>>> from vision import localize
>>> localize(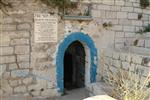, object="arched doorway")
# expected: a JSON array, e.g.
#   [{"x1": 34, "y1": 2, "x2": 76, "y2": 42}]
[
  {"x1": 64, "y1": 41, "x2": 85, "y2": 90},
  {"x1": 56, "y1": 32, "x2": 97, "y2": 93}
]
